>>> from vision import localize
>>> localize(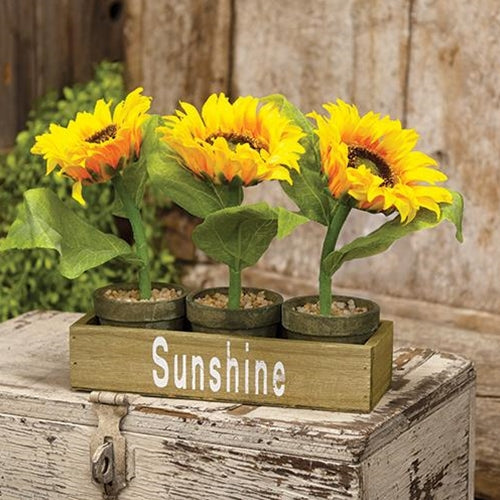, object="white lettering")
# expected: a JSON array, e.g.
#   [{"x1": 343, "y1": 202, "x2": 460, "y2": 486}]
[
  {"x1": 273, "y1": 361, "x2": 286, "y2": 397},
  {"x1": 244, "y1": 342, "x2": 250, "y2": 394},
  {"x1": 209, "y1": 357, "x2": 222, "y2": 392},
  {"x1": 174, "y1": 354, "x2": 187, "y2": 389},
  {"x1": 192, "y1": 355, "x2": 205, "y2": 390},
  {"x1": 152, "y1": 336, "x2": 169, "y2": 388},
  {"x1": 226, "y1": 341, "x2": 239, "y2": 393},
  {"x1": 150, "y1": 338, "x2": 286, "y2": 397},
  {"x1": 255, "y1": 360, "x2": 268, "y2": 395}
]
